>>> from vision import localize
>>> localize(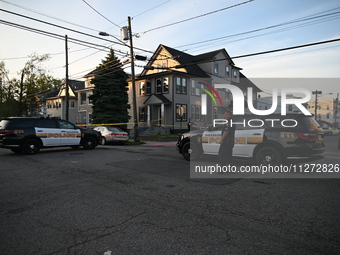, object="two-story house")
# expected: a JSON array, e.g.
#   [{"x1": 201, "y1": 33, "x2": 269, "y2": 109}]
[
  {"x1": 44, "y1": 79, "x2": 87, "y2": 124},
  {"x1": 128, "y1": 44, "x2": 261, "y2": 133}
]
